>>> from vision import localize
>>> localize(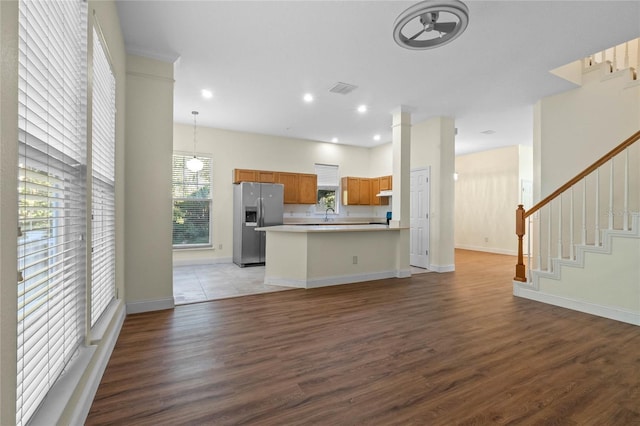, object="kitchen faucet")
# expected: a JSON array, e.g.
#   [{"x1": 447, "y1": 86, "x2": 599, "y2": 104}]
[{"x1": 324, "y1": 207, "x2": 335, "y2": 222}]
